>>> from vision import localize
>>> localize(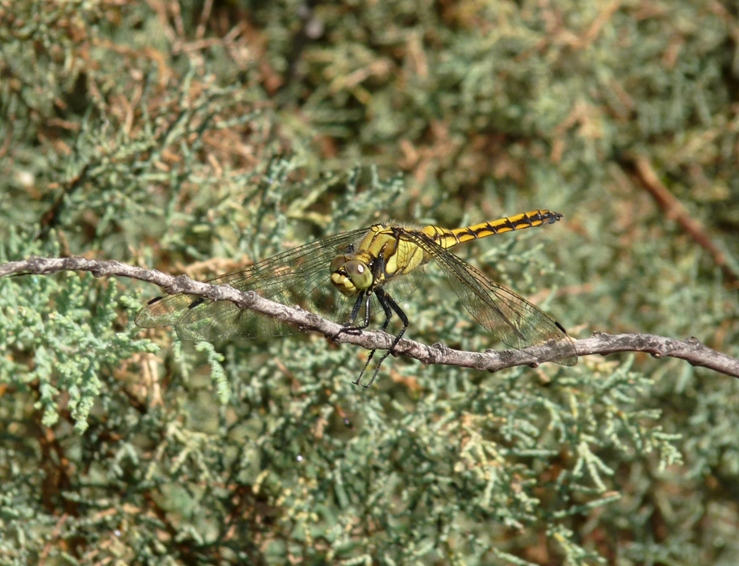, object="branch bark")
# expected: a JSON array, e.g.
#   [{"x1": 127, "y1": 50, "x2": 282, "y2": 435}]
[{"x1": 2, "y1": 256, "x2": 737, "y2": 379}]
